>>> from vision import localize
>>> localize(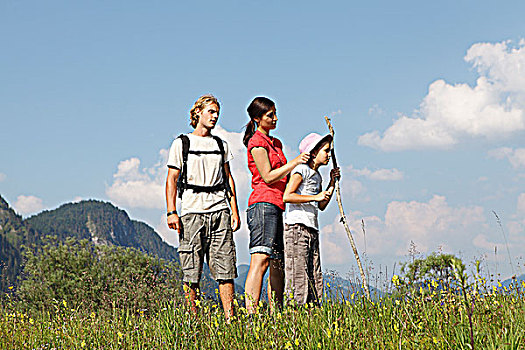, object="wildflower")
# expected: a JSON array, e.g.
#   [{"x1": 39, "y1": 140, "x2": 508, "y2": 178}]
[
  {"x1": 295, "y1": 339, "x2": 300, "y2": 346},
  {"x1": 81, "y1": 341, "x2": 86, "y2": 348},
  {"x1": 117, "y1": 331, "x2": 123, "y2": 339},
  {"x1": 8, "y1": 286, "x2": 13, "y2": 290},
  {"x1": 317, "y1": 343, "x2": 322, "y2": 348},
  {"x1": 285, "y1": 341, "x2": 293, "y2": 349},
  {"x1": 392, "y1": 275, "x2": 400, "y2": 286},
  {"x1": 62, "y1": 300, "x2": 67, "y2": 308},
  {"x1": 327, "y1": 282, "x2": 330, "y2": 288},
  {"x1": 433, "y1": 337, "x2": 439, "y2": 344}
]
